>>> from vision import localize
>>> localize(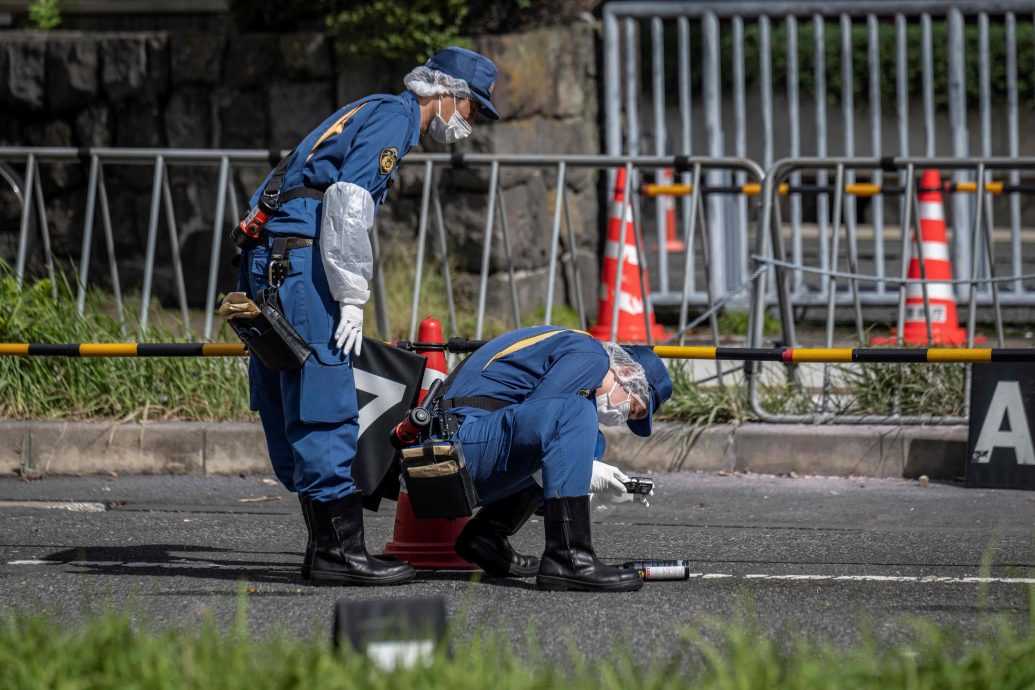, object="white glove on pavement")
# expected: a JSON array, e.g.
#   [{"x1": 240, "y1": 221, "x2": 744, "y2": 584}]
[
  {"x1": 590, "y1": 461, "x2": 630, "y2": 504},
  {"x1": 334, "y1": 304, "x2": 364, "y2": 356}
]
